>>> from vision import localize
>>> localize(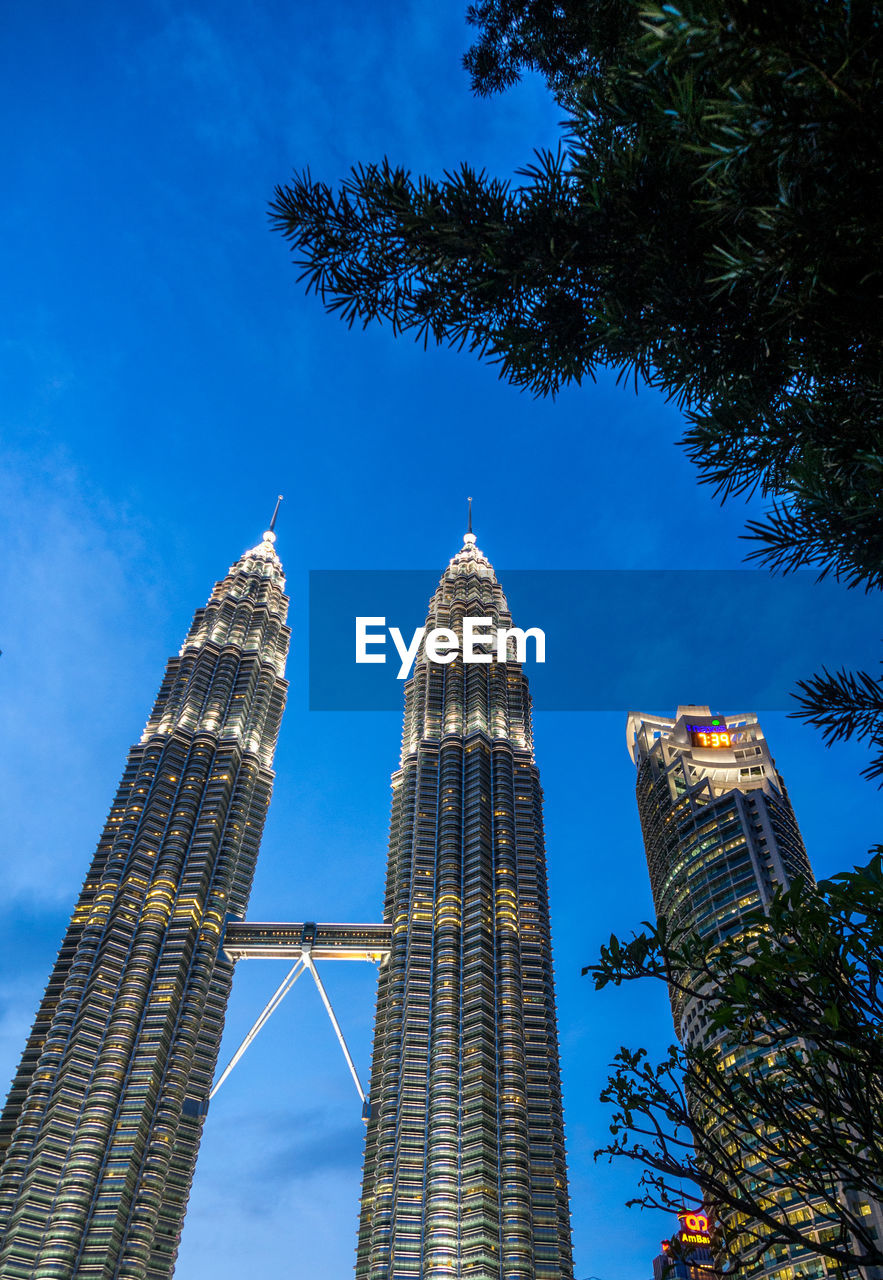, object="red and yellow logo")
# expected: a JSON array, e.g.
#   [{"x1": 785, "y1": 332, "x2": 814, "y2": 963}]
[
  {"x1": 680, "y1": 1213, "x2": 709, "y2": 1234},
  {"x1": 677, "y1": 1211, "x2": 712, "y2": 1246}
]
